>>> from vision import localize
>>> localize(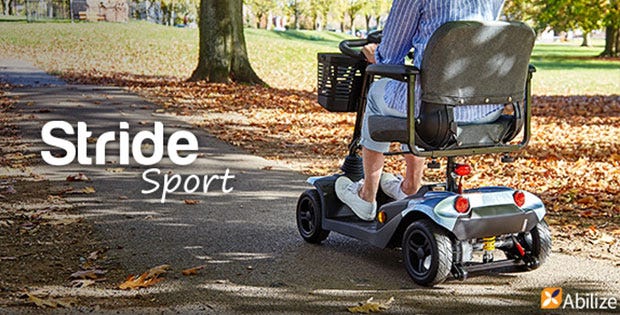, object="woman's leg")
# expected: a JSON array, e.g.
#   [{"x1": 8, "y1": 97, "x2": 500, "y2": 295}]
[
  {"x1": 358, "y1": 147, "x2": 385, "y2": 203},
  {"x1": 401, "y1": 154, "x2": 425, "y2": 195}
]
